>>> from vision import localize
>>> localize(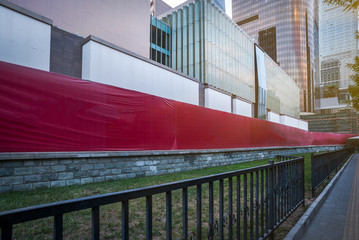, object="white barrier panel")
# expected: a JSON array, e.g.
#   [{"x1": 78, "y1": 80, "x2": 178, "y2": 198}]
[
  {"x1": 280, "y1": 115, "x2": 299, "y2": 129},
  {"x1": 233, "y1": 98, "x2": 253, "y2": 117},
  {"x1": 298, "y1": 119, "x2": 308, "y2": 131},
  {"x1": 0, "y1": 5, "x2": 51, "y2": 71},
  {"x1": 268, "y1": 111, "x2": 280, "y2": 123},
  {"x1": 205, "y1": 88, "x2": 232, "y2": 113},
  {"x1": 82, "y1": 40, "x2": 199, "y2": 105}
]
